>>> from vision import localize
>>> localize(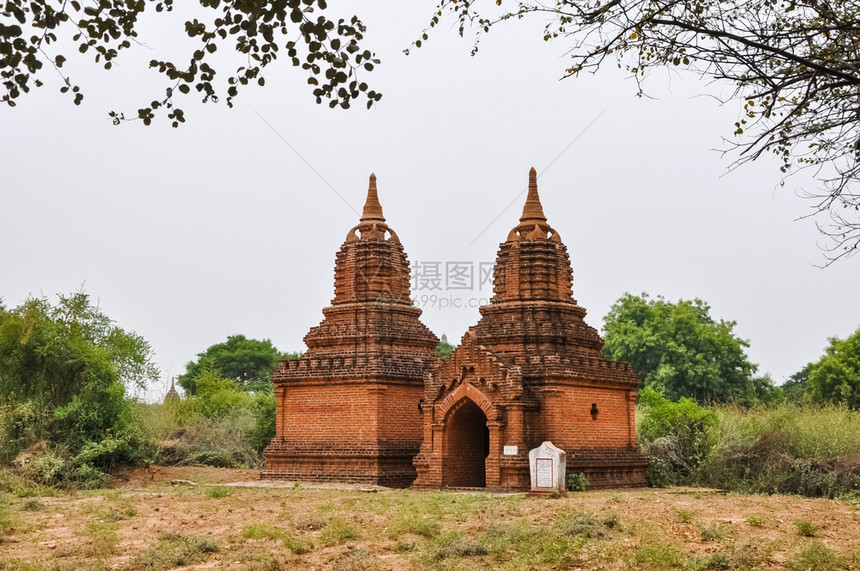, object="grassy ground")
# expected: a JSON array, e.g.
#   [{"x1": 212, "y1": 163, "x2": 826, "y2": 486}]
[{"x1": 1, "y1": 467, "x2": 859, "y2": 570}]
